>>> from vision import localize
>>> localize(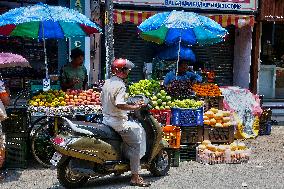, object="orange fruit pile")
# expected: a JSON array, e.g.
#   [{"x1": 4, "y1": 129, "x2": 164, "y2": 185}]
[{"x1": 192, "y1": 83, "x2": 221, "y2": 97}]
